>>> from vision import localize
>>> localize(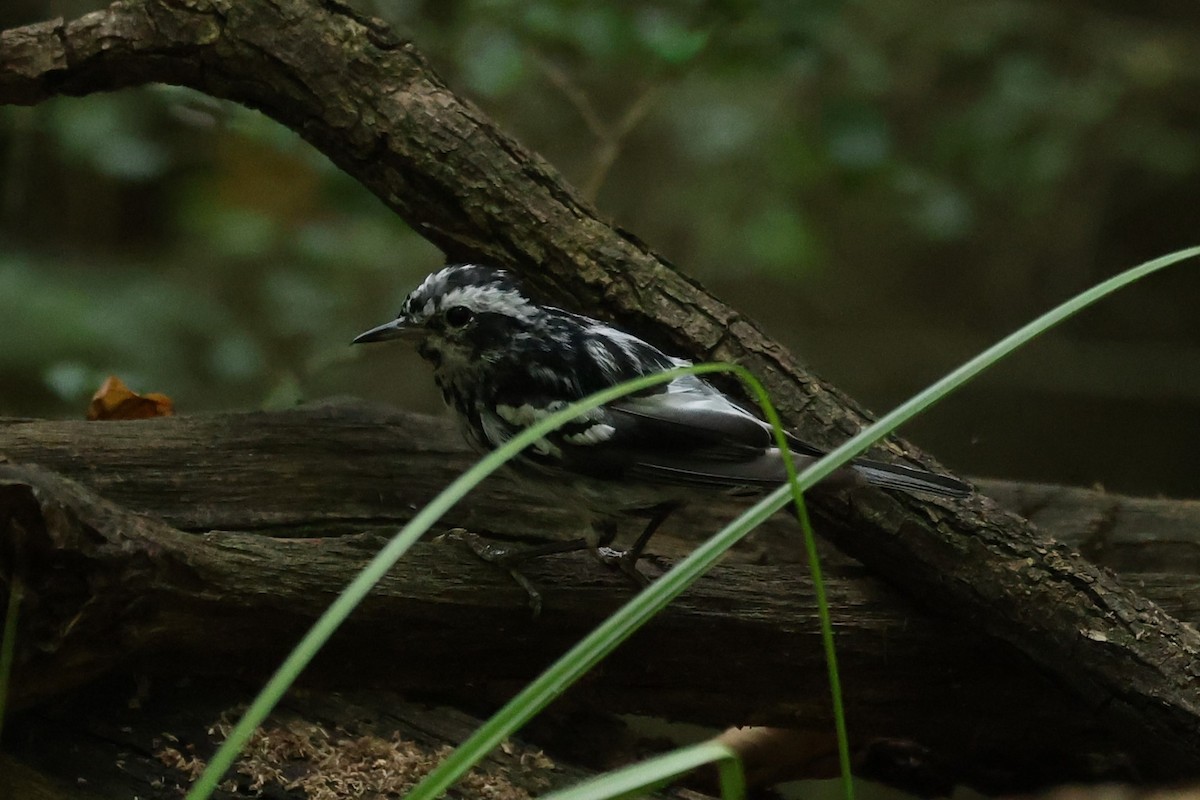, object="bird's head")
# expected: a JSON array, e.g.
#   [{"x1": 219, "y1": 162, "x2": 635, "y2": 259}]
[{"x1": 353, "y1": 264, "x2": 541, "y2": 374}]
